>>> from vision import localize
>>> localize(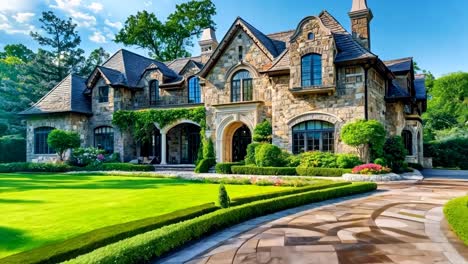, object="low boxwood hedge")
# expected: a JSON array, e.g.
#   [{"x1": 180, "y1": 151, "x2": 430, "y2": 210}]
[
  {"x1": 0, "y1": 203, "x2": 218, "y2": 264},
  {"x1": 65, "y1": 182, "x2": 376, "y2": 264},
  {"x1": 231, "y1": 166, "x2": 297, "y2": 176},
  {"x1": 84, "y1": 163, "x2": 154, "y2": 172},
  {"x1": 231, "y1": 181, "x2": 350, "y2": 205},
  {"x1": 195, "y1": 158, "x2": 216, "y2": 173},
  {"x1": 296, "y1": 167, "x2": 351, "y2": 177},
  {"x1": 444, "y1": 195, "x2": 468, "y2": 246},
  {"x1": 215, "y1": 162, "x2": 244, "y2": 174},
  {"x1": 0, "y1": 162, "x2": 73, "y2": 173}
]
